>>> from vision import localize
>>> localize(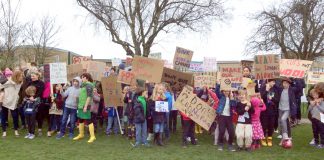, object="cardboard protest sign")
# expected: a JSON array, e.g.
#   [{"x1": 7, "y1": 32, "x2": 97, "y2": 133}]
[
  {"x1": 246, "y1": 83, "x2": 256, "y2": 96},
  {"x1": 112, "y1": 58, "x2": 122, "y2": 66},
  {"x1": 254, "y1": 54, "x2": 280, "y2": 80},
  {"x1": 307, "y1": 72, "x2": 324, "y2": 84},
  {"x1": 132, "y1": 56, "x2": 164, "y2": 83},
  {"x1": 280, "y1": 59, "x2": 313, "y2": 78},
  {"x1": 149, "y1": 52, "x2": 162, "y2": 59},
  {"x1": 194, "y1": 75, "x2": 217, "y2": 88},
  {"x1": 203, "y1": 57, "x2": 217, "y2": 72},
  {"x1": 218, "y1": 63, "x2": 243, "y2": 83},
  {"x1": 101, "y1": 76, "x2": 124, "y2": 107},
  {"x1": 44, "y1": 63, "x2": 68, "y2": 84},
  {"x1": 173, "y1": 47, "x2": 194, "y2": 71},
  {"x1": 49, "y1": 102, "x2": 63, "y2": 115},
  {"x1": 174, "y1": 85, "x2": 216, "y2": 130},
  {"x1": 241, "y1": 60, "x2": 254, "y2": 70},
  {"x1": 155, "y1": 101, "x2": 169, "y2": 112},
  {"x1": 220, "y1": 78, "x2": 232, "y2": 91},
  {"x1": 125, "y1": 57, "x2": 133, "y2": 66},
  {"x1": 163, "y1": 60, "x2": 173, "y2": 69},
  {"x1": 117, "y1": 70, "x2": 136, "y2": 85},
  {"x1": 189, "y1": 61, "x2": 203, "y2": 72},
  {"x1": 67, "y1": 64, "x2": 84, "y2": 81},
  {"x1": 241, "y1": 78, "x2": 252, "y2": 88},
  {"x1": 86, "y1": 61, "x2": 106, "y2": 81},
  {"x1": 72, "y1": 56, "x2": 91, "y2": 69},
  {"x1": 161, "y1": 67, "x2": 193, "y2": 91}
]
